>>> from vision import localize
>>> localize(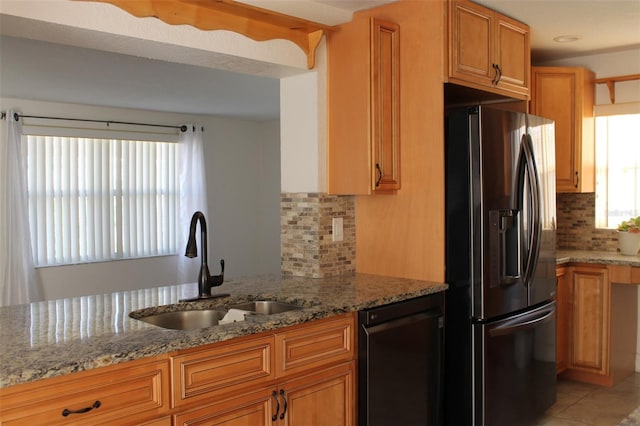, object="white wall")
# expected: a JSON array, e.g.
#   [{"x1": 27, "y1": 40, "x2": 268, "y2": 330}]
[
  {"x1": 0, "y1": 0, "x2": 307, "y2": 74},
  {"x1": 539, "y1": 47, "x2": 640, "y2": 371},
  {"x1": 2, "y1": 0, "x2": 329, "y2": 195},
  {"x1": 0, "y1": 97, "x2": 281, "y2": 300}
]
